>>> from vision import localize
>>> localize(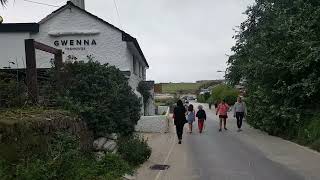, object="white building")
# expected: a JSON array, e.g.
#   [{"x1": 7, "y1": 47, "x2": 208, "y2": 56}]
[{"x1": 0, "y1": 0, "x2": 155, "y2": 115}]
